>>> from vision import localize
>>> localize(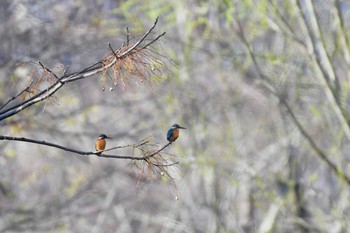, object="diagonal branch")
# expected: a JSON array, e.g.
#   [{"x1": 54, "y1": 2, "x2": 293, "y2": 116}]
[
  {"x1": 0, "y1": 17, "x2": 165, "y2": 122},
  {"x1": 141, "y1": 32, "x2": 166, "y2": 50},
  {"x1": 0, "y1": 81, "x2": 64, "y2": 121},
  {"x1": 117, "y1": 16, "x2": 162, "y2": 57},
  {"x1": 296, "y1": 0, "x2": 336, "y2": 85},
  {"x1": 38, "y1": 61, "x2": 63, "y2": 83},
  {"x1": 296, "y1": 0, "x2": 350, "y2": 141},
  {"x1": 335, "y1": 0, "x2": 350, "y2": 69},
  {"x1": 102, "y1": 140, "x2": 149, "y2": 153},
  {"x1": 0, "y1": 79, "x2": 34, "y2": 111},
  {"x1": 280, "y1": 99, "x2": 350, "y2": 186}
]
